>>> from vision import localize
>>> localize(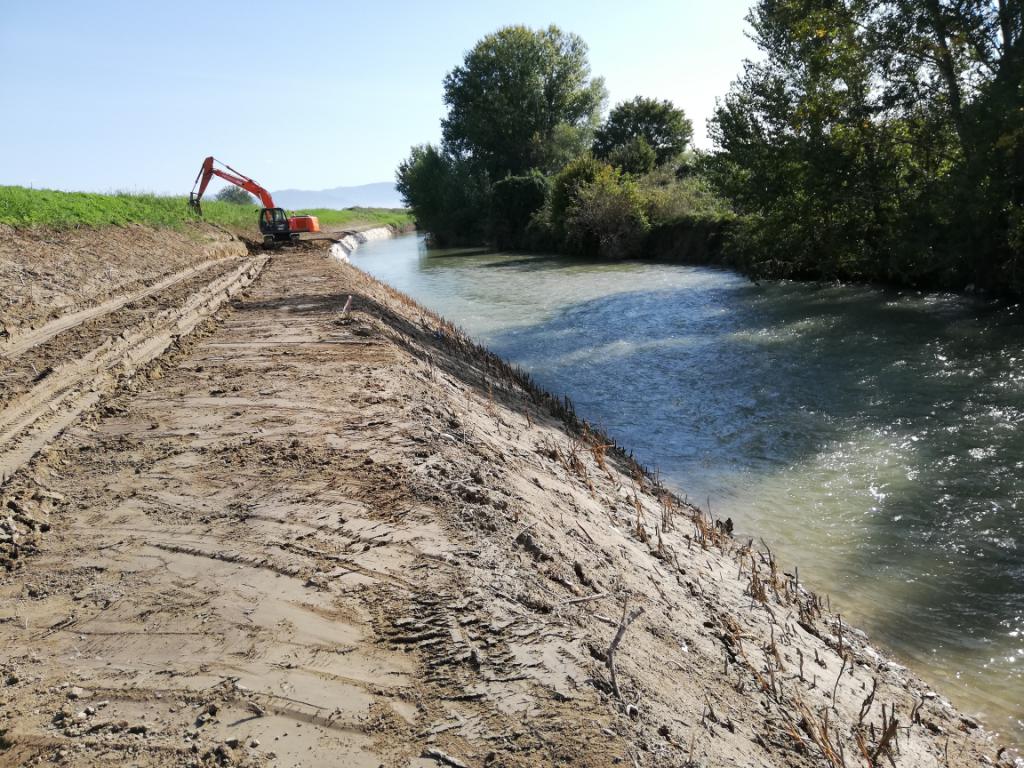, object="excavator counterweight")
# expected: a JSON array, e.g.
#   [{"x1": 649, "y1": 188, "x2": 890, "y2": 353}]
[{"x1": 190, "y1": 156, "x2": 319, "y2": 246}]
